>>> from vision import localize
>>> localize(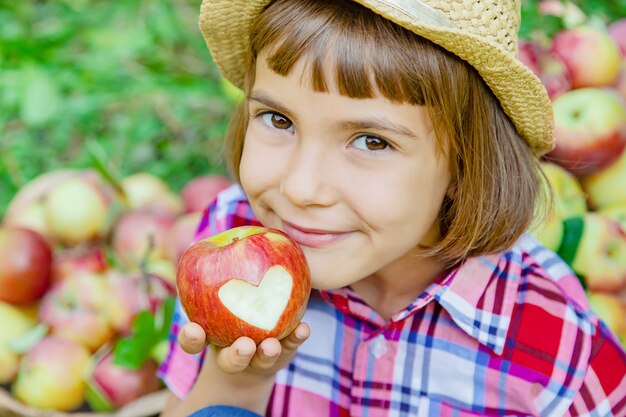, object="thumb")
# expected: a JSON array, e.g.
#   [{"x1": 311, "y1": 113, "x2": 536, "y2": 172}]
[{"x1": 178, "y1": 322, "x2": 207, "y2": 354}]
